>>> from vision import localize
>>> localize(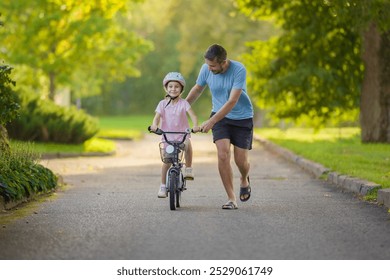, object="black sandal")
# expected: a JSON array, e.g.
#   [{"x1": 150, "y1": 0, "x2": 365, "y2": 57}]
[
  {"x1": 222, "y1": 201, "x2": 238, "y2": 210},
  {"x1": 240, "y1": 177, "x2": 251, "y2": 202}
]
